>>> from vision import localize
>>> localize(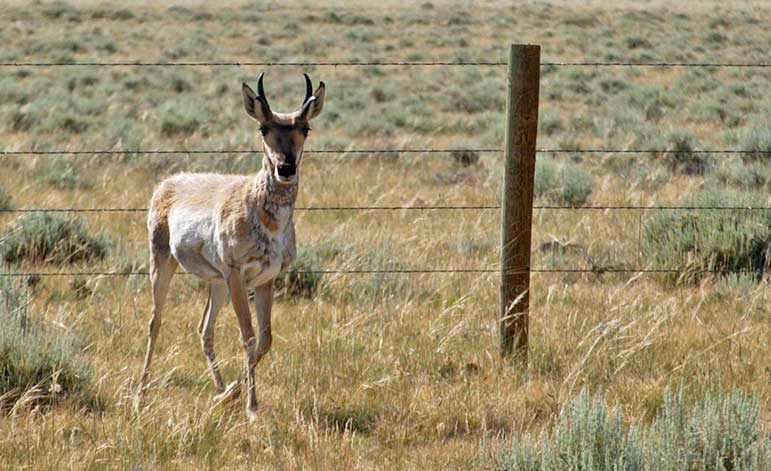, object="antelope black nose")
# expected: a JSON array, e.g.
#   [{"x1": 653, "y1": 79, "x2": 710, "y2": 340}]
[{"x1": 278, "y1": 162, "x2": 296, "y2": 177}]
